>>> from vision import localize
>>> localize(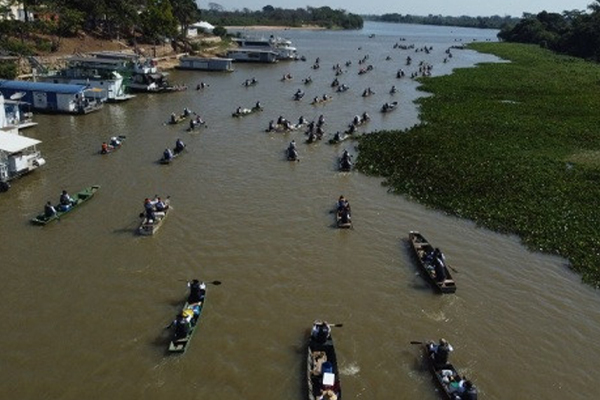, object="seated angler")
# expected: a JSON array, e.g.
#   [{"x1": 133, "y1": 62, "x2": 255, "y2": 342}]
[
  {"x1": 101, "y1": 142, "x2": 109, "y2": 154},
  {"x1": 163, "y1": 148, "x2": 173, "y2": 161},
  {"x1": 44, "y1": 201, "x2": 57, "y2": 217},
  {"x1": 187, "y1": 279, "x2": 206, "y2": 305},
  {"x1": 428, "y1": 338, "x2": 453, "y2": 367},
  {"x1": 311, "y1": 320, "x2": 331, "y2": 343},
  {"x1": 174, "y1": 139, "x2": 186, "y2": 154},
  {"x1": 59, "y1": 190, "x2": 75, "y2": 210},
  {"x1": 154, "y1": 197, "x2": 168, "y2": 212}
]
